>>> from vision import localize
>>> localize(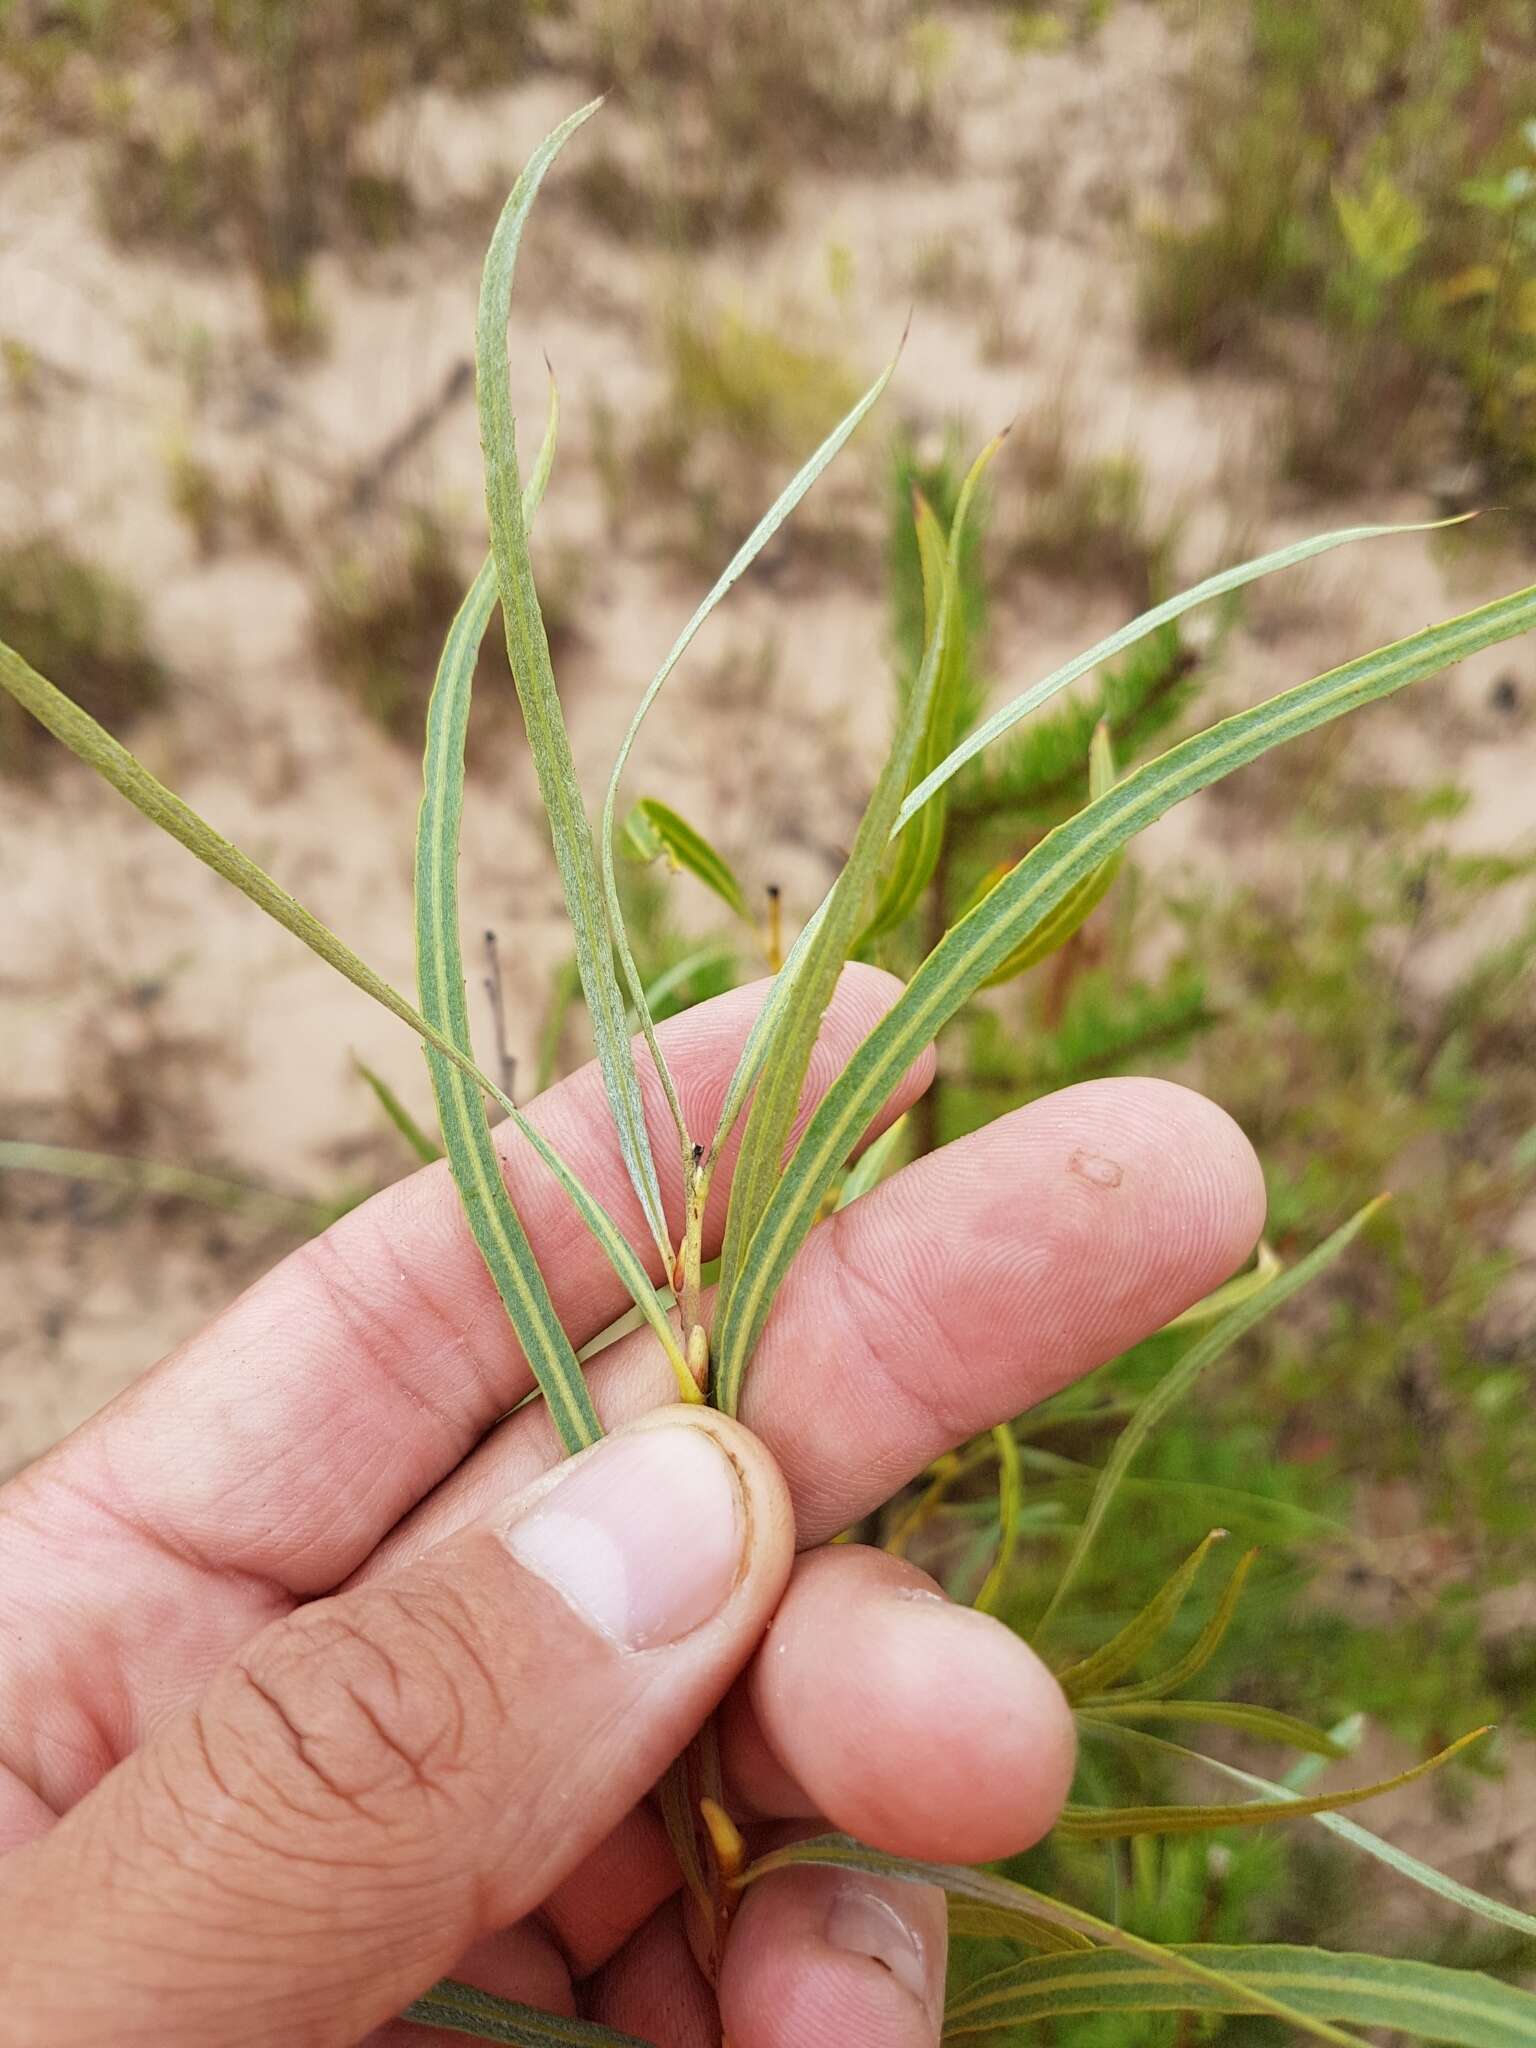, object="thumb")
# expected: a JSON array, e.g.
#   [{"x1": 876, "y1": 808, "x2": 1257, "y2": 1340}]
[{"x1": 0, "y1": 1409, "x2": 791, "y2": 2048}]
